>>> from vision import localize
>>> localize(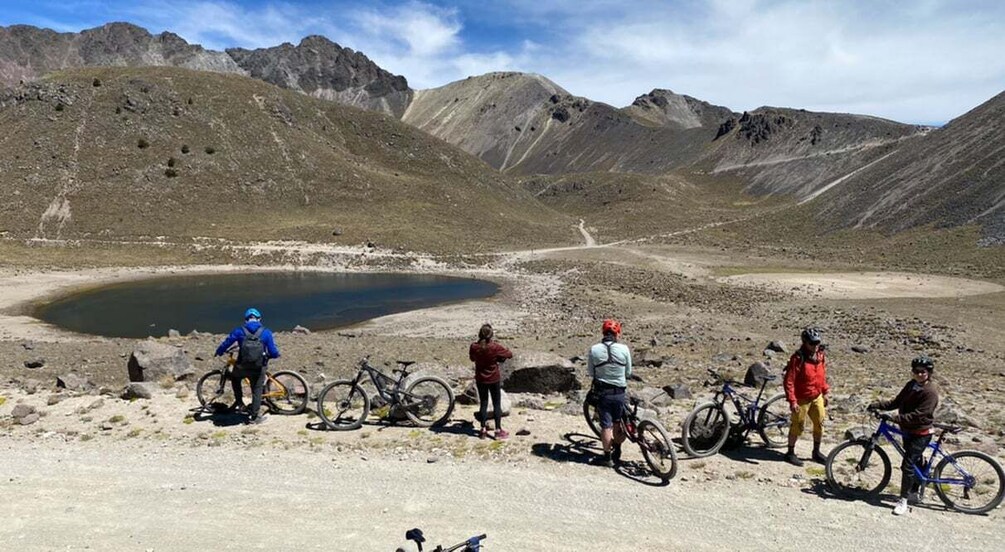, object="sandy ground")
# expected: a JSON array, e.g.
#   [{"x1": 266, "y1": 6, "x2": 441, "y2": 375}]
[
  {"x1": 718, "y1": 272, "x2": 1005, "y2": 299},
  {"x1": 1, "y1": 385, "x2": 1003, "y2": 552}
]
